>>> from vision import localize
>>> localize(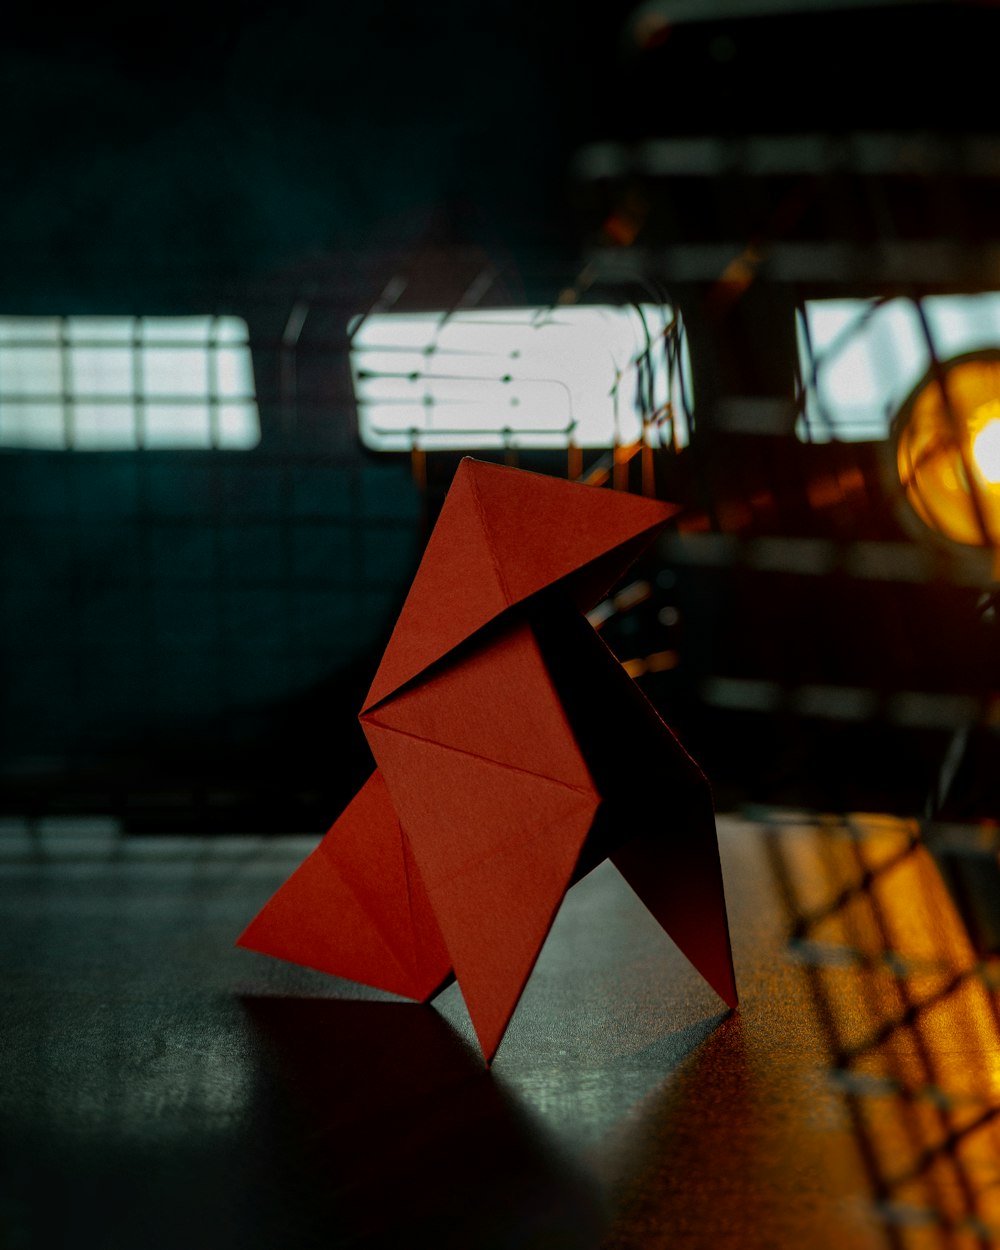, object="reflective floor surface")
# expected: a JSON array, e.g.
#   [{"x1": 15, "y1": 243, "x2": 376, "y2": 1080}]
[{"x1": 4, "y1": 810, "x2": 1000, "y2": 1249}]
